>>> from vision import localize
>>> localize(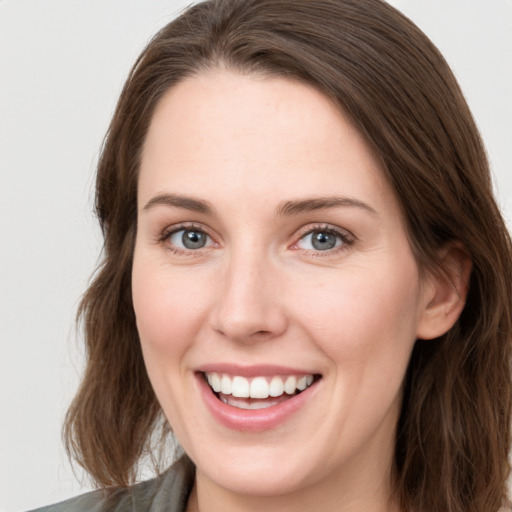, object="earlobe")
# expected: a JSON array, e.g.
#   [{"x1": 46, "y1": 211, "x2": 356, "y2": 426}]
[{"x1": 416, "y1": 243, "x2": 472, "y2": 340}]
